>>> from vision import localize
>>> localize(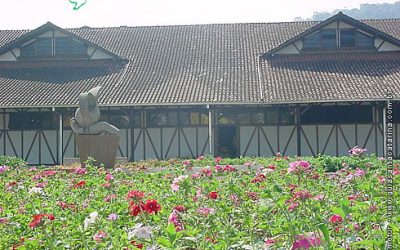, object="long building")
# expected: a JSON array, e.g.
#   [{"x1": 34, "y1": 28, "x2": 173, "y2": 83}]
[{"x1": 0, "y1": 12, "x2": 400, "y2": 165}]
